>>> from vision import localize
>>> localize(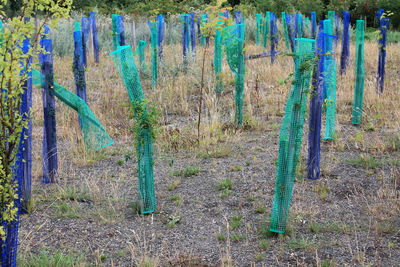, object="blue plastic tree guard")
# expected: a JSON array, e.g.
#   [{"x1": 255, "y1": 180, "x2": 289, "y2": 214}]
[
  {"x1": 307, "y1": 22, "x2": 326, "y2": 181},
  {"x1": 235, "y1": 11, "x2": 242, "y2": 24},
  {"x1": 1, "y1": 193, "x2": 20, "y2": 267},
  {"x1": 340, "y1": 11, "x2": 351, "y2": 75},
  {"x1": 311, "y1": 12, "x2": 317, "y2": 39},
  {"x1": 181, "y1": 14, "x2": 190, "y2": 68},
  {"x1": 270, "y1": 13, "x2": 278, "y2": 63},
  {"x1": 157, "y1": 14, "x2": 165, "y2": 59},
  {"x1": 117, "y1": 15, "x2": 126, "y2": 47},
  {"x1": 376, "y1": 12, "x2": 389, "y2": 94},
  {"x1": 90, "y1": 12, "x2": 100, "y2": 64},
  {"x1": 81, "y1": 17, "x2": 90, "y2": 67},
  {"x1": 40, "y1": 38, "x2": 58, "y2": 183},
  {"x1": 286, "y1": 14, "x2": 296, "y2": 52},
  {"x1": 73, "y1": 22, "x2": 87, "y2": 103},
  {"x1": 19, "y1": 37, "x2": 33, "y2": 213}
]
